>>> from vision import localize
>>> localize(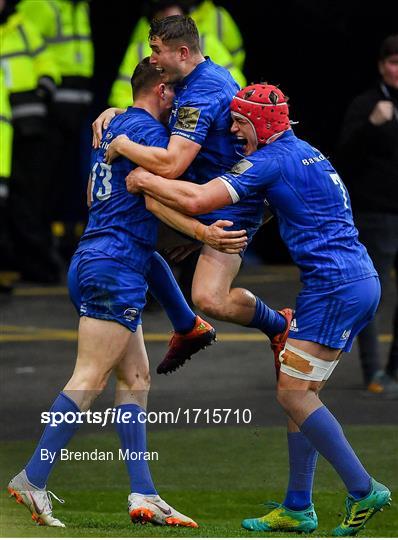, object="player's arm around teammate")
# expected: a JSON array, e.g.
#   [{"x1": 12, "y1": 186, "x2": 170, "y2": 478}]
[
  {"x1": 144, "y1": 195, "x2": 247, "y2": 254},
  {"x1": 127, "y1": 82, "x2": 391, "y2": 536},
  {"x1": 87, "y1": 173, "x2": 246, "y2": 254},
  {"x1": 92, "y1": 17, "x2": 291, "y2": 368}
]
